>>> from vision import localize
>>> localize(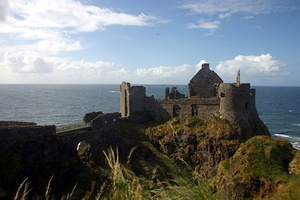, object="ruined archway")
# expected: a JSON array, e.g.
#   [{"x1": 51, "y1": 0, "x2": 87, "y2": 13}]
[{"x1": 77, "y1": 140, "x2": 93, "y2": 166}]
